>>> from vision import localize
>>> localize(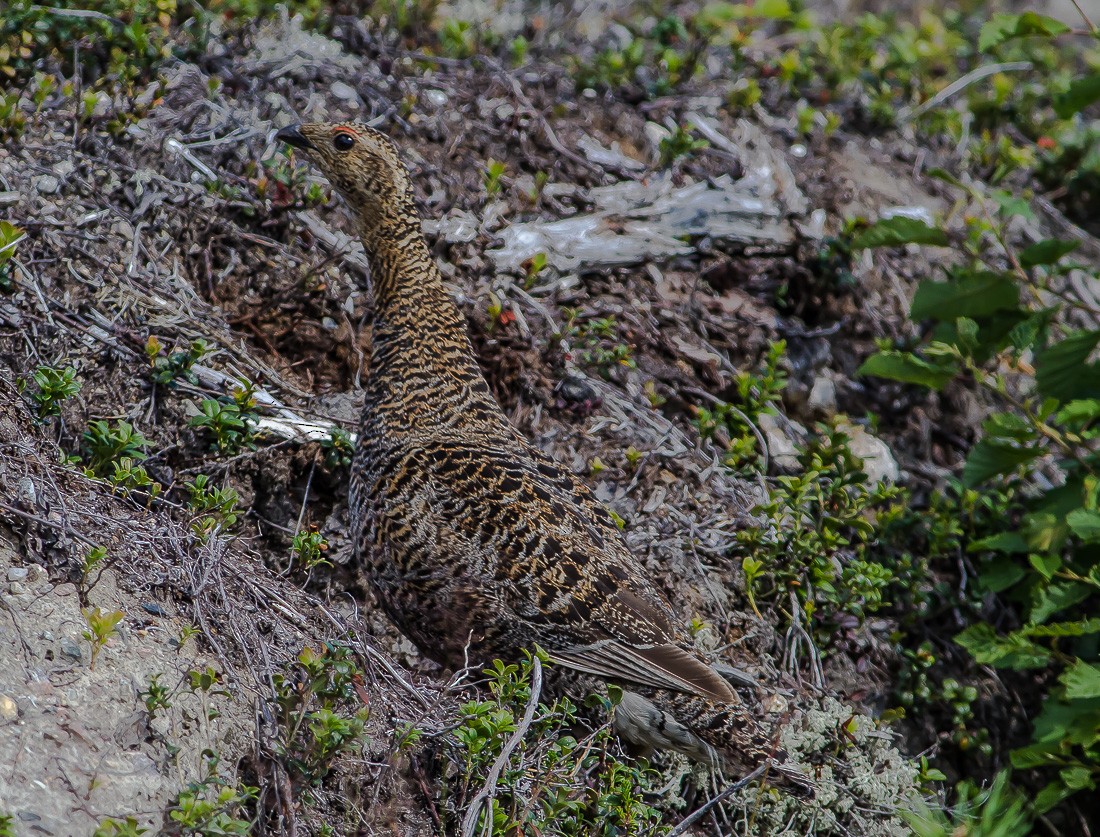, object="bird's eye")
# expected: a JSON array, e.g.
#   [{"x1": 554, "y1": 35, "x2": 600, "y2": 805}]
[{"x1": 333, "y1": 132, "x2": 355, "y2": 151}]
